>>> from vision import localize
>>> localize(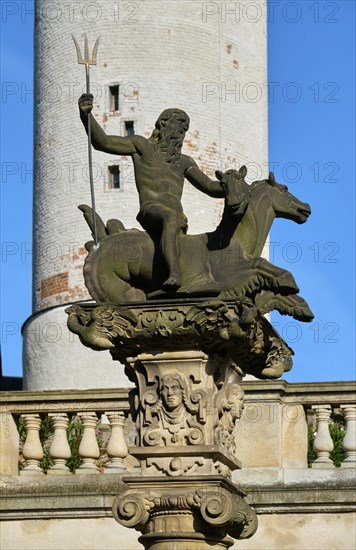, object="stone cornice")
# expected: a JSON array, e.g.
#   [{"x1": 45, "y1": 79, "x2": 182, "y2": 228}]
[
  {"x1": 0, "y1": 388, "x2": 131, "y2": 414},
  {"x1": 1, "y1": 381, "x2": 354, "y2": 412},
  {"x1": 1, "y1": 471, "x2": 354, "y2": 520},
  {"x1": 240, "y1": 380, "x2": 356, "y2": 405}
]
